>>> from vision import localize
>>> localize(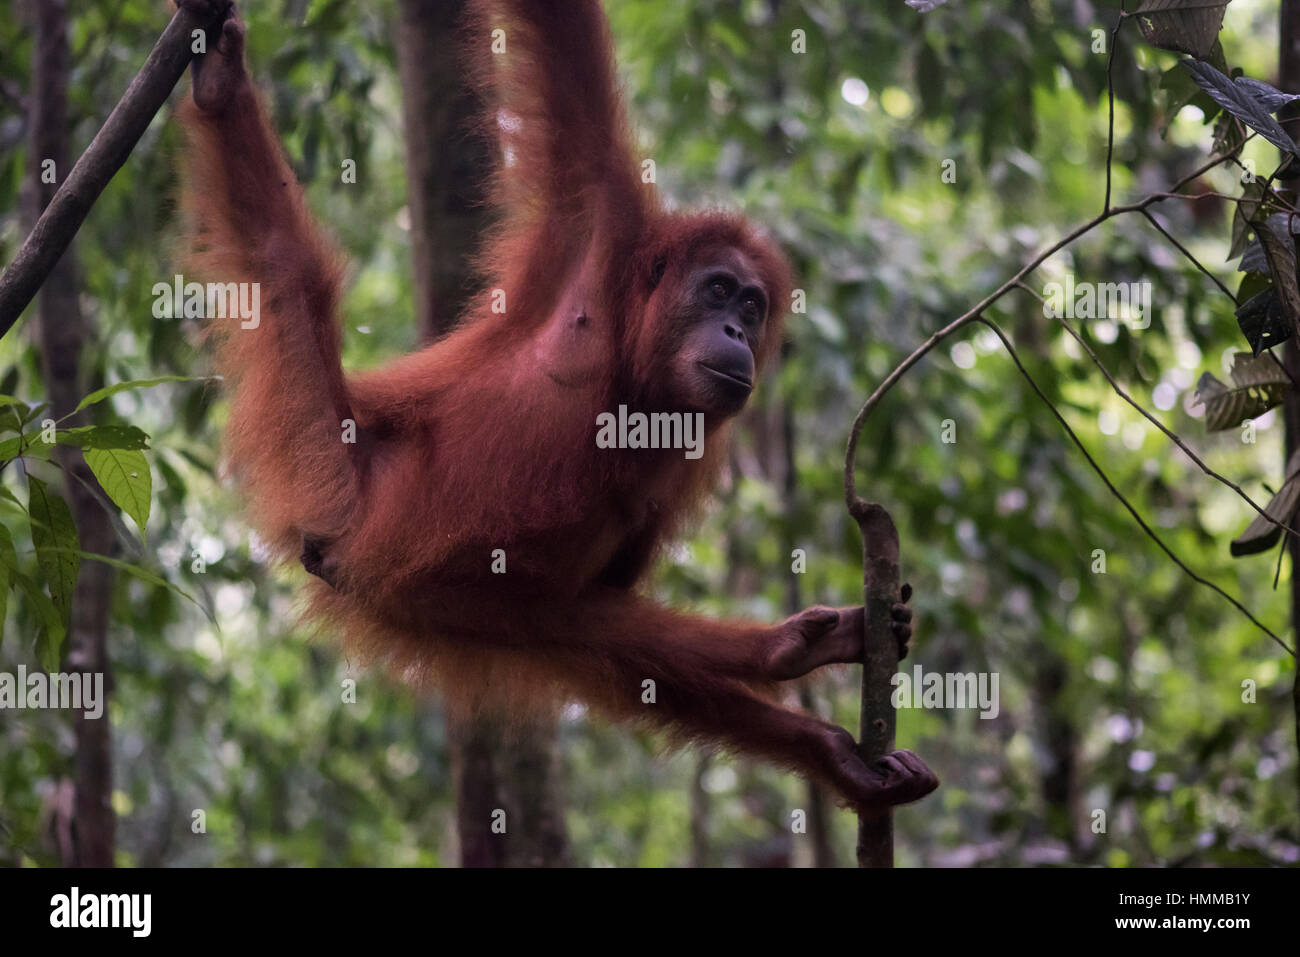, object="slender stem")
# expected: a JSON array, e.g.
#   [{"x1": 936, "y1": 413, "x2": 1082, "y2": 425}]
[
  {"x1": 1139, "y1": 208, "x2": 1236, "y2": 302},
  {"x1": 1147, "y1": 190, "x2": 1300, "y2": 212},
  {"x1": 1103, "y1": 6, "x2": 1127, "y2": 213},
  {"x1": 0, "y1": 4, "x2": 224, "y2": 334},
  {"x1": 1275, "y1": 531, "x2": 1289, "y2": 591}
]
